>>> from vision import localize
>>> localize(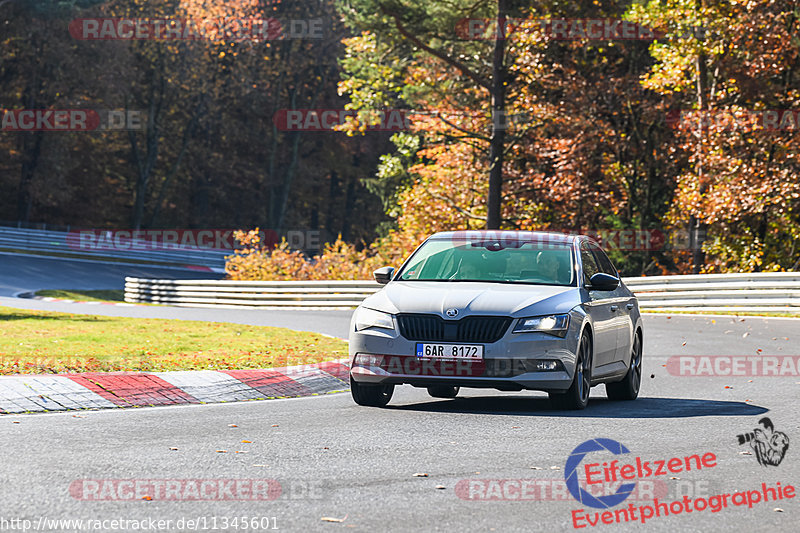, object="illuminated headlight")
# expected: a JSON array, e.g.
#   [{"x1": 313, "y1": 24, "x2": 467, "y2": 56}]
[
  {"x1": 354, "y1": 307, "x2": 395, "y2": 332},
  {"x1": 513, "y1": 314, "x2": 570, "y2": 337}
]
